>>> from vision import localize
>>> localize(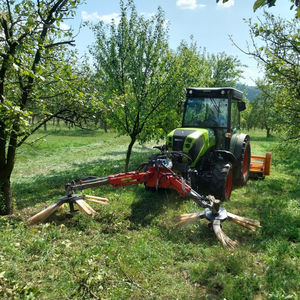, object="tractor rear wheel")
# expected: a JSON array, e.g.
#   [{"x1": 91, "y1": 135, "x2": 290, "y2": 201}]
[
  {"x1": 209, "y1": 162, "x2": 233, "y2": 201},
  {"x1": 235, "y1": 139, "x2": 251, "y2": 186}
]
